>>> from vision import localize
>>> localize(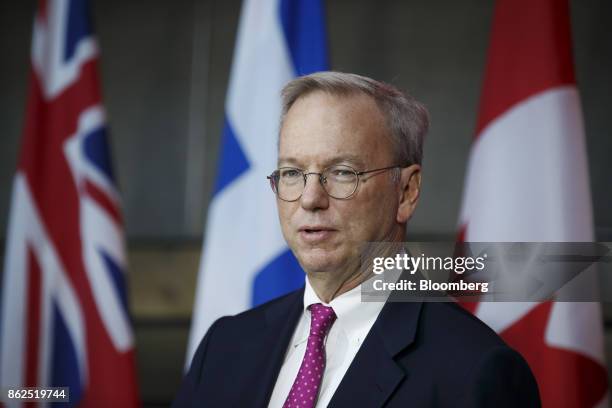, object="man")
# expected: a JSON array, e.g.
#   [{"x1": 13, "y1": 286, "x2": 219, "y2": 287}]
[{"x1": 173, "y1": 72, "x2": 541, "y2": 407}]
